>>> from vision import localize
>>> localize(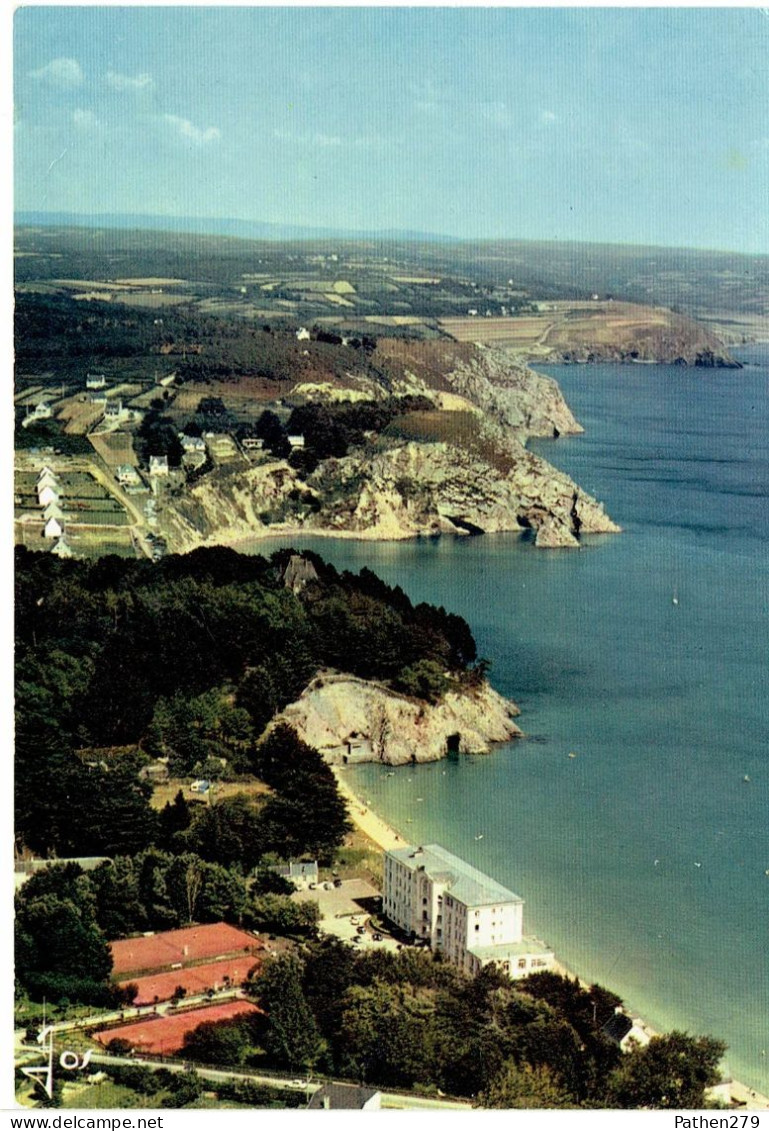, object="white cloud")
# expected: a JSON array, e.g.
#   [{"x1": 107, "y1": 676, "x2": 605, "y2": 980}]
[
  {"x1": 163, "y1": 114, "x2": 221, "y2": 147},
  {"x1": 72, "y1": 109, "x2": 99, "y2": 131},
  {"x1": 481, "y1": 102, "x2": 511, "y2": 128},
  {"x1": 29, "y1": 58, "x2": 84, "y2": 89},
  {"x1": 313, "y1": 133, "x2": 343, "y2": 147},
  {"x1": 105, "y1": 71, "x2": 154, "y2": 94}
]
